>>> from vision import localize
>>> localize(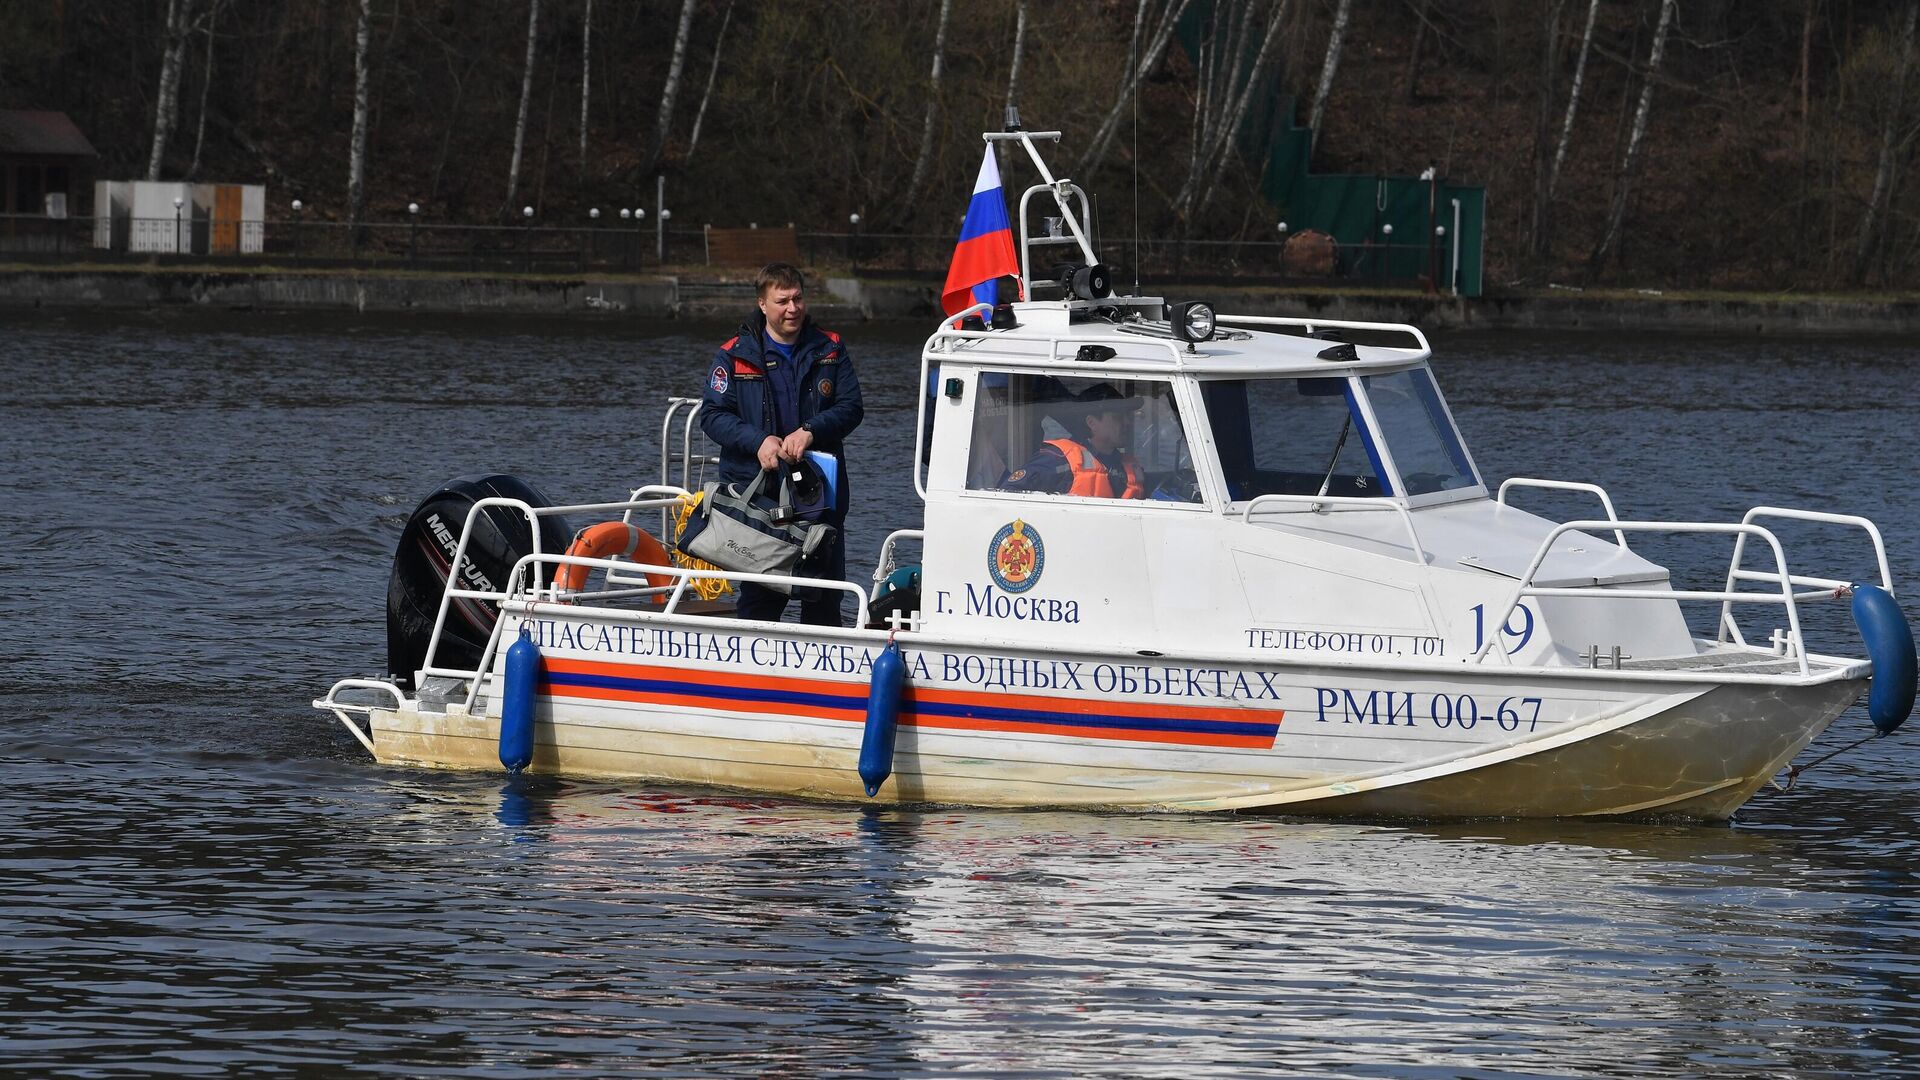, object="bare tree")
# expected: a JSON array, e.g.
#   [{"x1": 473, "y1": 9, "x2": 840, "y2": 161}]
[
  {"x1": 1527, "y1": 0, "x2": 1568, "y2": 264},
  {"x1": 1549, "y1": 0, "x2": 1602, "y2": 200},
  {"x1": 144, "y1": 0, "x2": 197, "y2": 181},
  {"x1": 1077, "y1": 0, "x2": 1195, "y2": 178},
  {"x1": 1588, "y1": 0, "x2": 1678, "y2": 277},
  {"x1": 905, "y1": 0, "x2": 955, "y2": 205},
  {"x1": 579, "y1": 0, "x2": 592, "y2": 171},
  {"x1": 348, "y1": 0, "x2": 373, "y2": 225},
  {"x1": 1006, "y1": 0, "x2": 1028, "y2": 116},
  {"x1": 1307, "y1": 0, "x2": 1354, "y2": 154},
  {"x1": 1176, "y1": 0, "x2": 1289, "y2": 220},
  {"x1": 641, "y1": 0, "x2": 699, "y2": 180},
  {"x1": 187, "y1": 2, "x2": 225, "y2": 179},
  {"x1": 1853, "y1": 1, "x2": 1920, "y2": 285},
  {"x1": 686, "y1": 1, "x2": 734, "y2": 163},
  {"x1": 506, "y1": 0, "x2": 542, "y2": 212}
]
